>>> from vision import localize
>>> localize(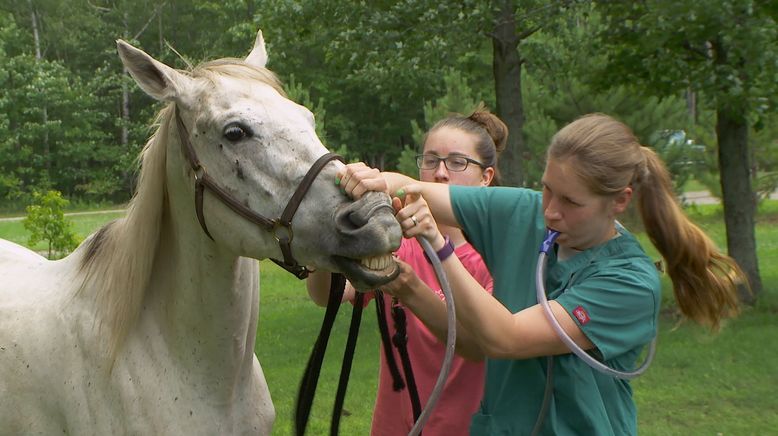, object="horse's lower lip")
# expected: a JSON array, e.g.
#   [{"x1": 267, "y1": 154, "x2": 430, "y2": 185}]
[{"x1": 332, "y1": 256, "x2": 399, "y2": 288}]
